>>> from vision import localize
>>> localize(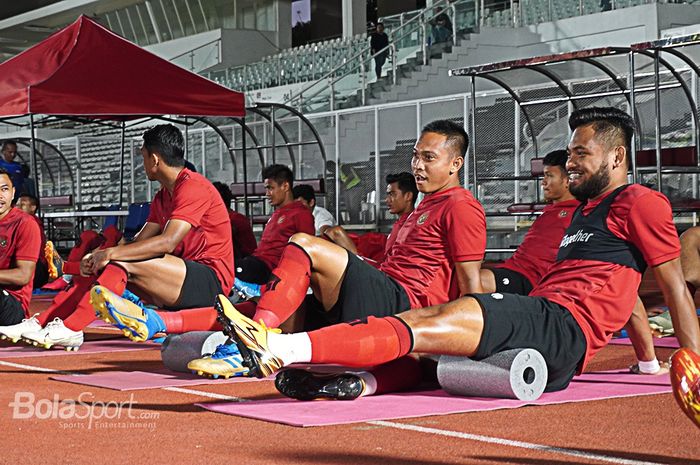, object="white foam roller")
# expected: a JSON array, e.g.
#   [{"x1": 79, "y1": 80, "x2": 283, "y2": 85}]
[
  {"x1": 160, "y1": 331, "x2": 229, "y2": 373},
  {"x1": 437, "y1": 348, "x2": 548, "y2": 401}
]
